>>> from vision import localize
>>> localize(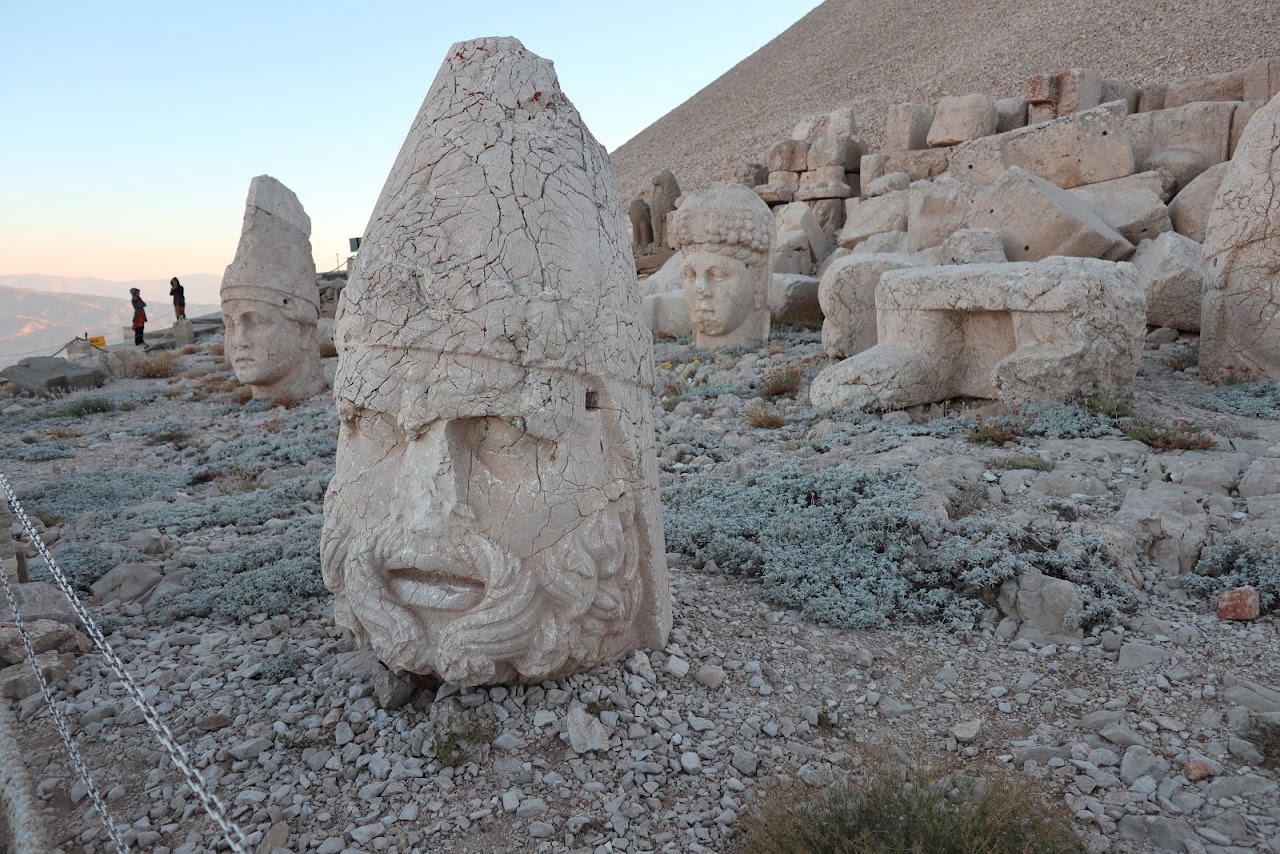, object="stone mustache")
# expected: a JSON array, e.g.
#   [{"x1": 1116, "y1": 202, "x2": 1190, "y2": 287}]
[{"x1": 321, "y1": 37, "x2": 671, "y2": 686}]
